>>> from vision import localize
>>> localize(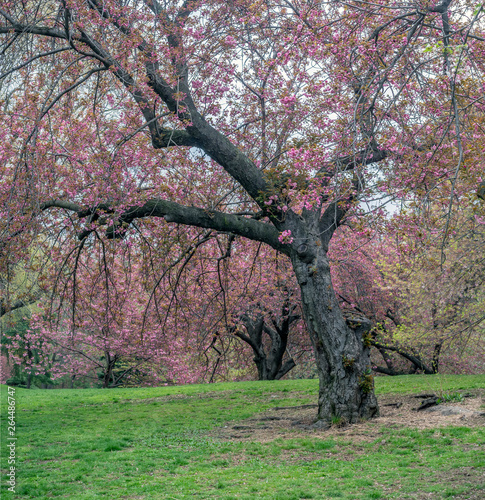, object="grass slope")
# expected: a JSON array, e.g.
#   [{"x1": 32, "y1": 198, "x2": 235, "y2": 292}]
[{"x1": 1, "y1": 375, "x2": 484, "y2": 499}]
